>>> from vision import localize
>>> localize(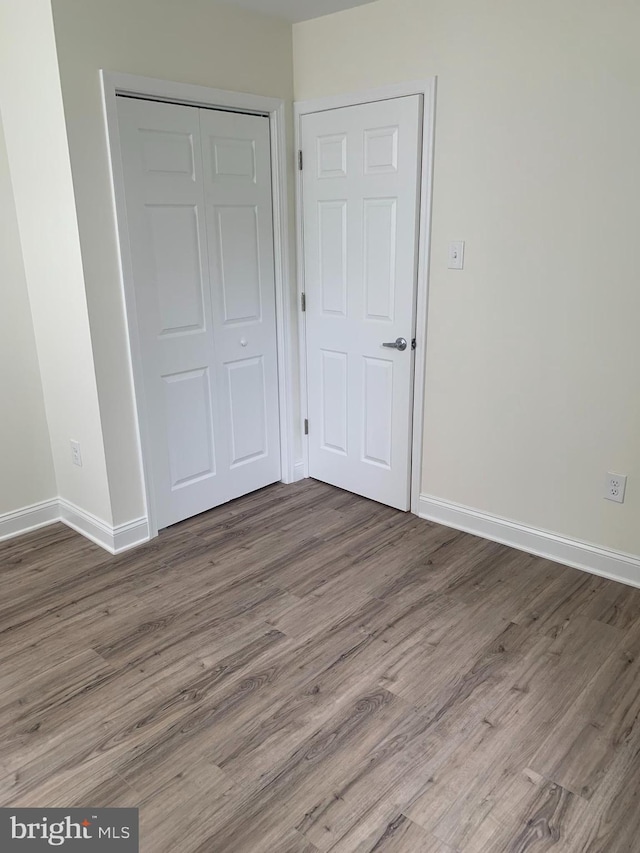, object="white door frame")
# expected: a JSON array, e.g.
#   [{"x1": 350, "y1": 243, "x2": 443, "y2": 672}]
[
  {"x1": 101, "y1": 71, "x2": 296, "y2": 538},
  {"x1": 294, "y1": 79, "x2": 437, "y2": 515}
]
